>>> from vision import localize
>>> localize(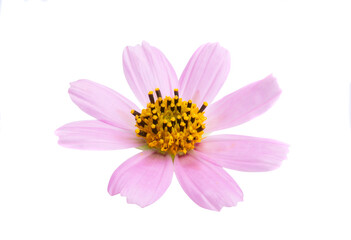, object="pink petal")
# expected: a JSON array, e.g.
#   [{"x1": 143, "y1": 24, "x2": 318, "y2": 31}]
[
  {"x1": 195, "y1": 134, "x2": 289, "y2": 172},
  {"x1": 123, "y1": 41, "x2": 178, "y2": 107},
  {"x1": 174, "y1": 152, "x2": 243, "y2": 211},
  {"x1": 179, "y1": 43, "x2": 230, "y2": 105},
  {"x1": 55, "y1": 120, "x2": 144, "y2": 150},
  {"x1": 205, "y1": 74, "x2": 281, "y2": 133},
  {"x1": 69, "y1": 80, "x2": 139, "y2": 130},
  {"x1": 108, "y1": 151, "x2": 173, "y2": 207}
]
